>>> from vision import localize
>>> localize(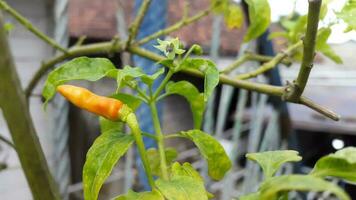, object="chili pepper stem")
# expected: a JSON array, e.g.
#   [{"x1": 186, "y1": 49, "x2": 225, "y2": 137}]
[
  {"x1": 125, "y1": 112, "x2": 155, "y2": 187},
  {"x1": 149, "y1": 101, "x2": 169, "y2": 180}
]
